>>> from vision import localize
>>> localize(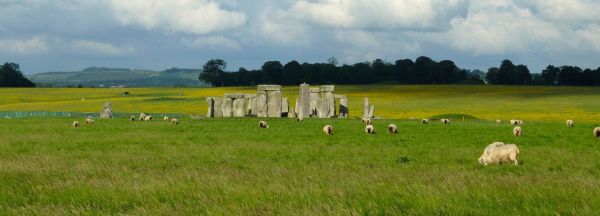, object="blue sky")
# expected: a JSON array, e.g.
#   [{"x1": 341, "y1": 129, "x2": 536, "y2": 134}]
[{"x1": 1, "y1": 0, "x2": 600, "y2": 74}]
